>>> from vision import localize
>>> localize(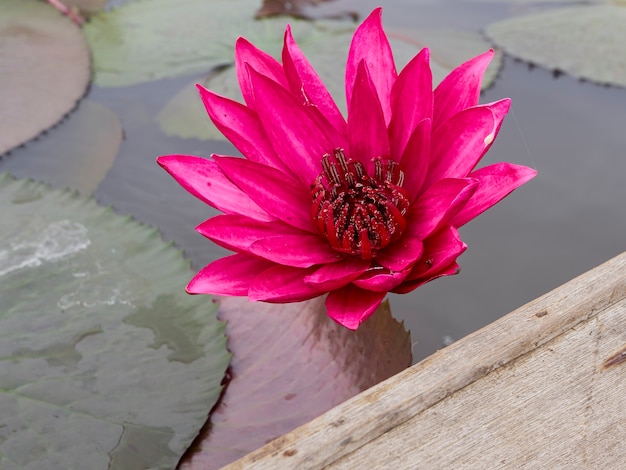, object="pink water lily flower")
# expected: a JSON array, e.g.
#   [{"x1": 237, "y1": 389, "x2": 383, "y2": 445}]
[{"x1": 158, "y1": 8, "x2": 536, "y2": 329}]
